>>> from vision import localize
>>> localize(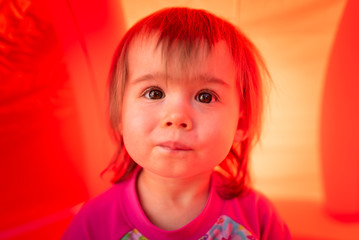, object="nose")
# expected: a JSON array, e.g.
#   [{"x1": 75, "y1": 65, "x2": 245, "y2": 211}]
[
  {"x1": 161, "y1": 100, "x2": 193, "y2": 130},
  {"x1": 164, "y1": 116, "x2": 191, "y2": 129}
]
